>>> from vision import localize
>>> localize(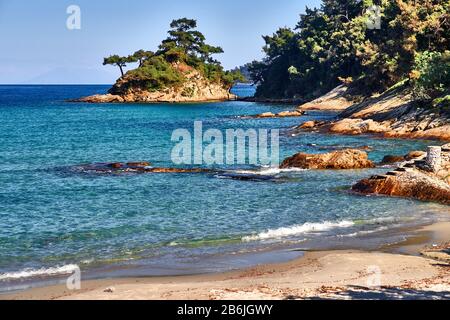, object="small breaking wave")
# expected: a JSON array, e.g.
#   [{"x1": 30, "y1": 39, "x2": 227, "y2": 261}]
[
  {"x1": 233, "y1": 167, "x2": 307, "y2": 176},
  {"x1": 0, "y1": 264, "x2": 79, "y2": 281},
  {"x1": 243, "y1": 220, "x2": 355, "y2": 242}
]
